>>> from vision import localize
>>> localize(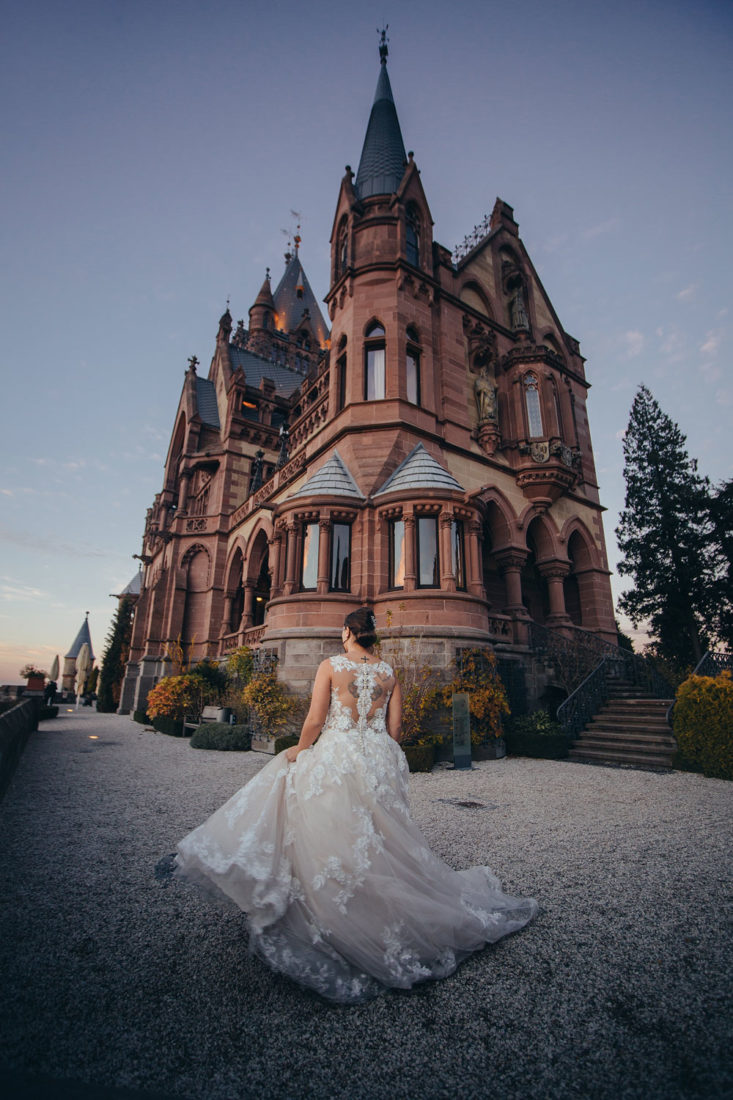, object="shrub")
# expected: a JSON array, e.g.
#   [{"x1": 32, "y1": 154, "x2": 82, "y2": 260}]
[
  {"x1": 505, "y1": 710, "x2": 568, "y2": 760},
  {"x1": 146, "y1": 673, "x2": 214, "y2": 722},
  {"x1": 673, "y1": 671, "x2": 733, "y2": 780},
  {"x1": 39, "y1": 705, "x2": 59, "y2": 720},
  {"x1": 152, "y1": 715, "x2": 195, "y2": 737},
  {"x1": 190, "y1": 723, "x2": 252, "y2": 751},
  {"x1": 397, "y1": 664, "x2": 443, "y2": 747},
  {"x1": 133, "y1": 709, "x2": 150, "y2": 725},
  {"x1": 402, "y1": 744, "x2": 435, "y2": 772},
  {"x1": 242, "y1": 670, "x2": 302, "y2": 734},
  {"x1": 442, "y1": 649, "x2": 510, "y2": 744},
  {"x1": 273, "y1": 733, "x2": 299, "y2": 754}
]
